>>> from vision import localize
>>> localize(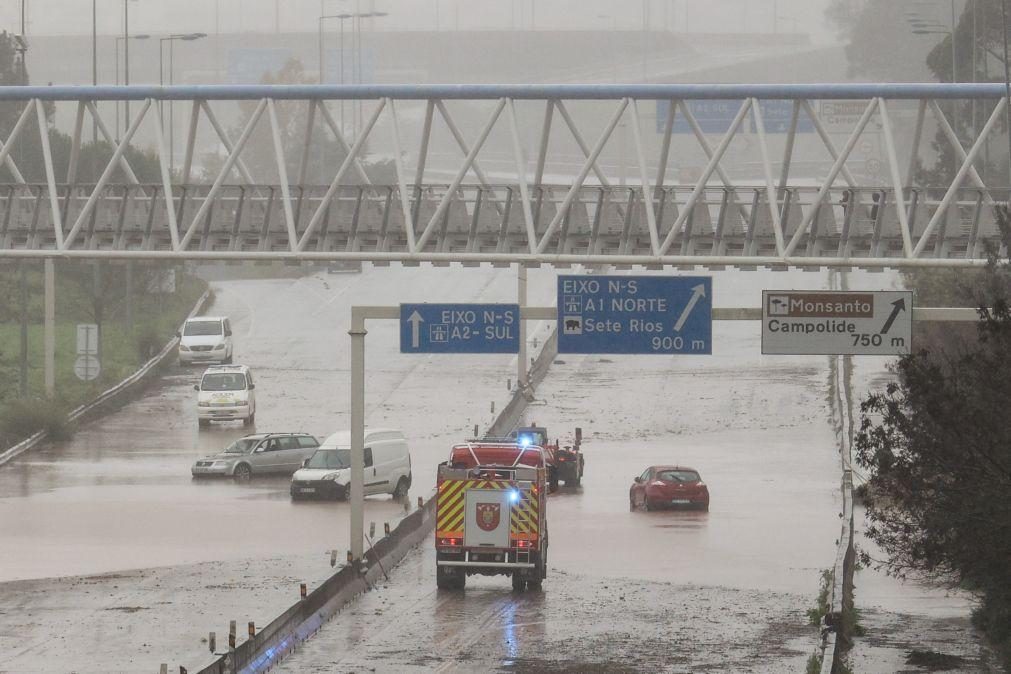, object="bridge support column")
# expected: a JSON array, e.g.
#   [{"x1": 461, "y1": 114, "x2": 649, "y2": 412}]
[
  {"x1": 44, "y1": 259, "x2": 55, "y2": 397},
  {"x1": 517, "y1": 263, "x2": 528, "y2": 390},
  {"x1": 349, "y1": 310, "x2": 367, "y2": 563}
]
